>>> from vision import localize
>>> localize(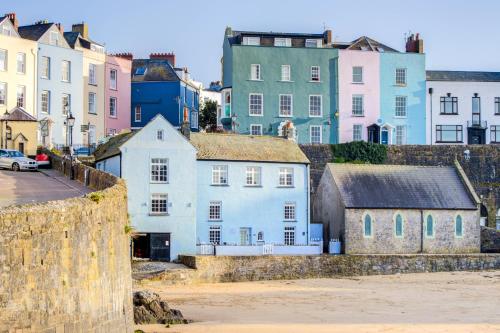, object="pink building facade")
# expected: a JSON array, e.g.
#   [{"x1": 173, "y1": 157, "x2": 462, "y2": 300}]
[
  {"x1": 105, "y1": 54, "x2": 132, "y2": 136},
  {"x1": 338, "y1": 50, "x2": 380, "y2": 143}
]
